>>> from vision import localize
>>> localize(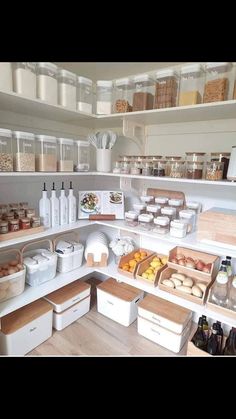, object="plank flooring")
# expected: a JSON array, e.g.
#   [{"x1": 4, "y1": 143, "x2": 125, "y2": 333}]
[{"x1": 29, "y1": 278, "x2": 188, "y2": 356}]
